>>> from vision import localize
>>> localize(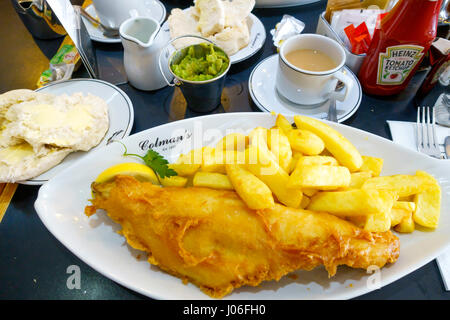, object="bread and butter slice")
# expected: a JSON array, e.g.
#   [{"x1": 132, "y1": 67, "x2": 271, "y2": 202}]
[
  {"x1": 222, "y1": 0, "x2": 255, "y2": 28},
  {"x1": 210, "y1": 22, "x2": 250, "y2": 55},
  {"x1": 0, "y1": 89, "x2": 50, "y2": 118},
  {"x1": 0, "y1": 142, "x2": 71, "y2": 182},
  {"x1": 2, "y1": 92, "x2": 108, "y2": 152},
  {"x1": 168, "y1": 8, "x2": 202, "y2": 49},
  {"x1": 0, "y1": 89, "x2": 109, "y2": 183},
  {"x1": 195, "y1": 0, "x2": 225, "y2": 37},
  {"x1": 168, "y1": 0, "x2": 254, "y2": 55}
]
